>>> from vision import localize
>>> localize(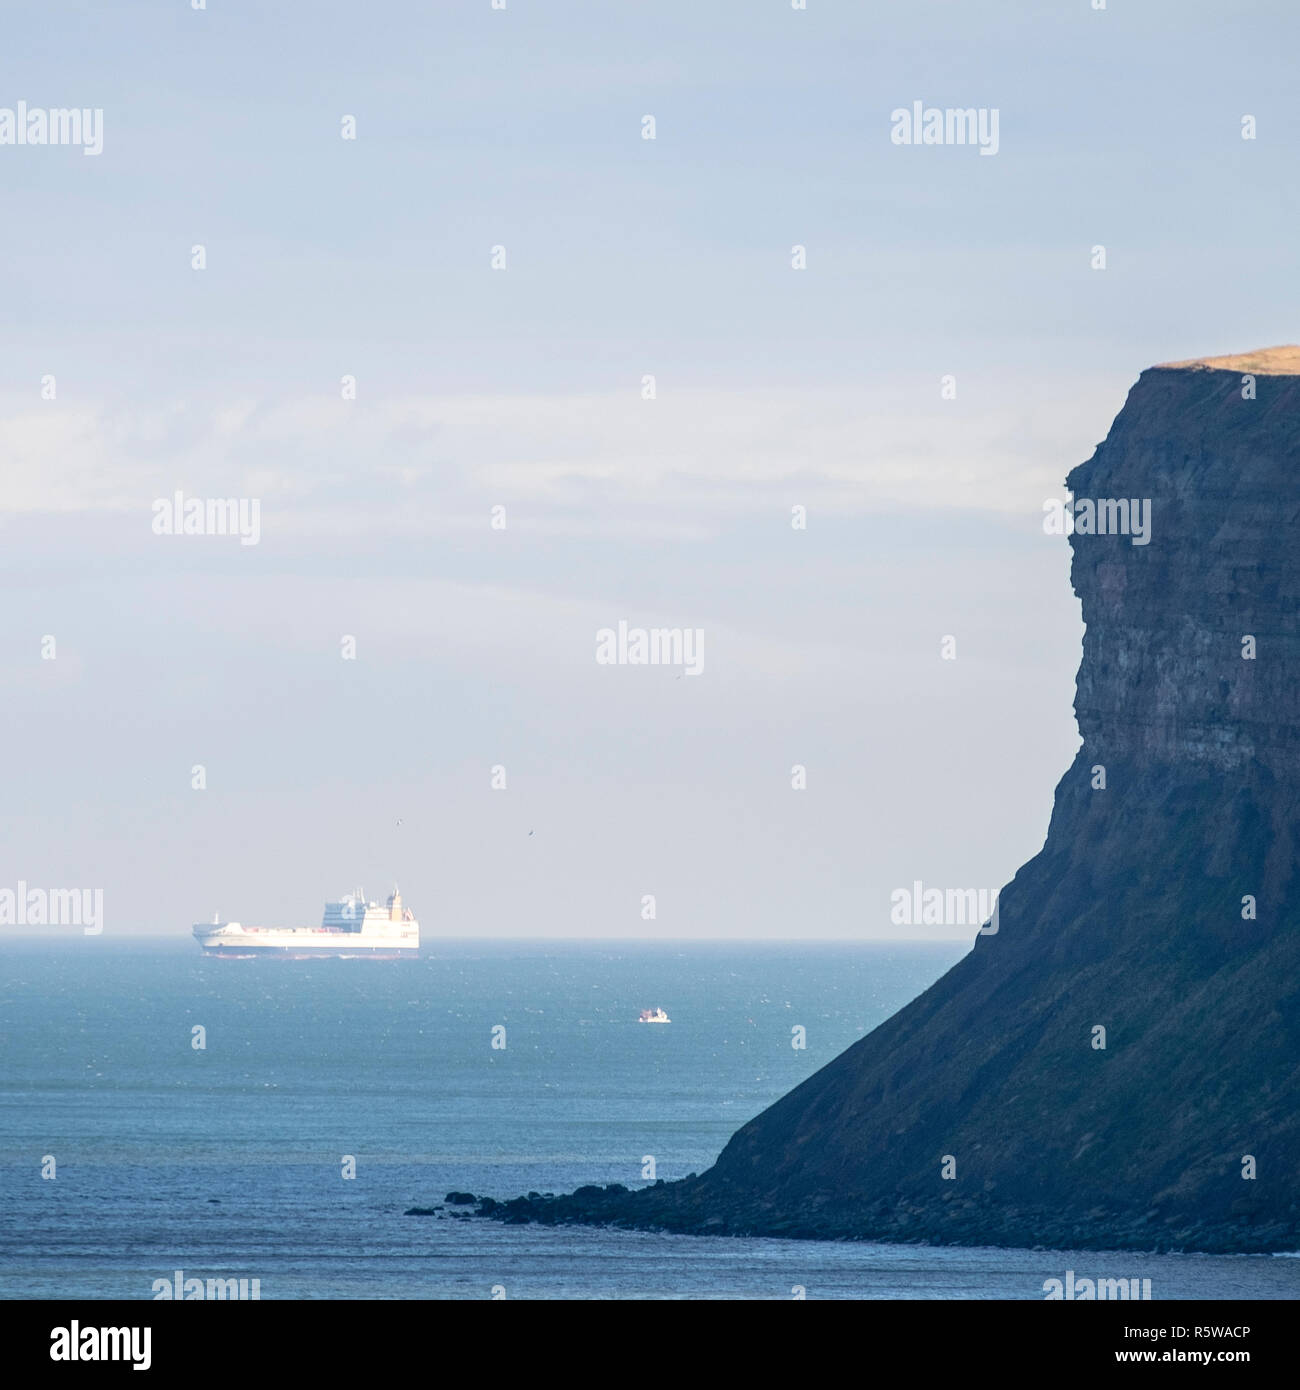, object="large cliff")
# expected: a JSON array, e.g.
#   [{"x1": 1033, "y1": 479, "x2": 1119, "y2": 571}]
[{"x1": 471, "y1": 350, "x2": 1300, "y2": 1252}]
